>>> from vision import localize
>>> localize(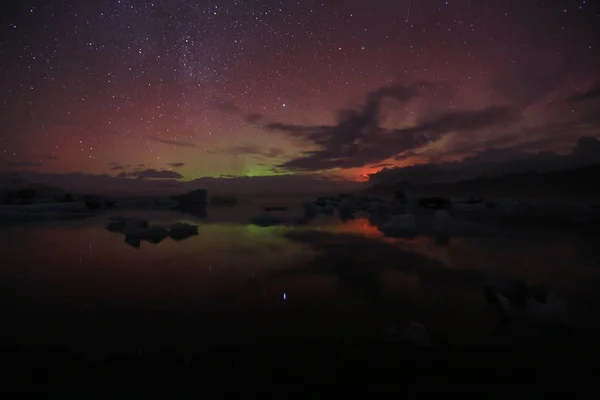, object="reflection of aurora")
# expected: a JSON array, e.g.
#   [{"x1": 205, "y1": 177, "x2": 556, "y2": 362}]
[{"x1": 149, "y1": 223, "x2": 320, "y2": 274}]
